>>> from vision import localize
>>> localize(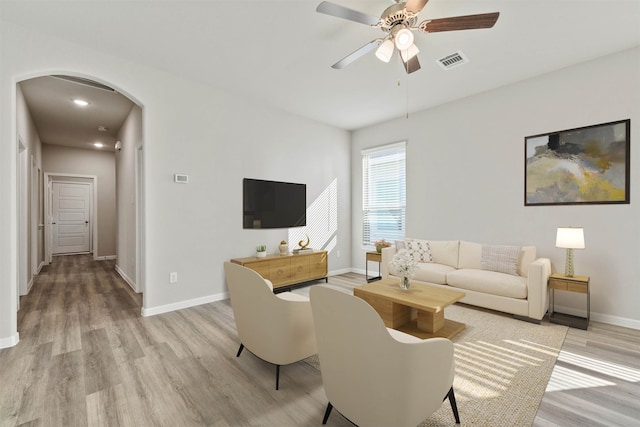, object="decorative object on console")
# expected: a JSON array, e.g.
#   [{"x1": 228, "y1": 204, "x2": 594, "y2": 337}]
[
  {"x1": 555, "y1": 227, "x2": 585, "y2": 277},
  {"x1": 294, "y1": 235, "x2": 312, "y2": 253},
  {"x1": 278, "y1": 240, "x2": 289, "y2": 256},
  {"x1": 256, "y1": 245, "x2": 267, "y2": 258},
  {"x1": 525, "y1": 119, "x2": 630, "y2": 206},
  {"x1": 391, "y1": 249, "x2": 417, "y2": 290},
  {"x1": 298, "y1": 234, "x2": 310, "y2": 250},
  {"x1": 374, "y1": 239, "x2": 391, "y2": 253}
]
